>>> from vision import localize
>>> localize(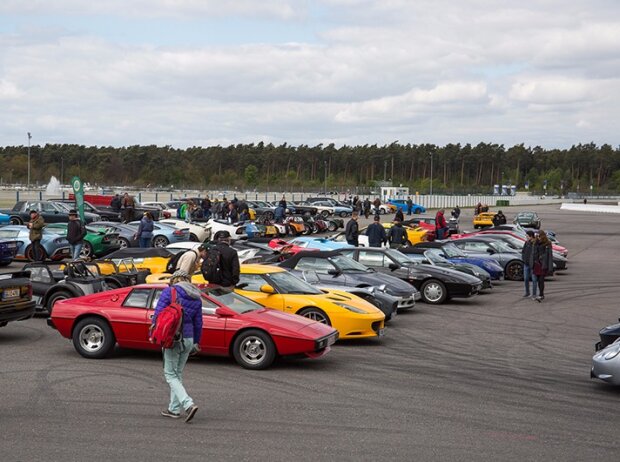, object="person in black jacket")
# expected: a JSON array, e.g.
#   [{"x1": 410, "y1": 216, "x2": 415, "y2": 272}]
[
  {"x1": 394, "y1": 208, "x2": 404, "y2": 222},
  {"x1": 345, "y1": 212, "x2": 359, "y2": 246},
  {"x1": 492, "y1": 210, "x2": 507, "y2": 226},
  {"x1": 388, "y1": 219, "x2": 407, "y2": 248},
  {"x1": 211, "y1": 231, "x2": 240, "y2": 289},
  {"x1": 521, "y1": 230, "x2": 537, "y2": 298},
  {"x1": 365, "y1": 215, "x2": 387, "y2": 247},
  {"x1": 533, "y1": 230, "x2": 554, "y2": 302},
  {"x1": 67, "y1": 209, "x2": 86, "y2": 260}
]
